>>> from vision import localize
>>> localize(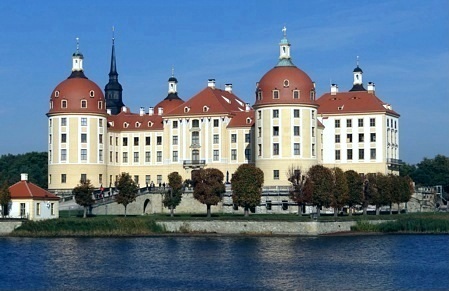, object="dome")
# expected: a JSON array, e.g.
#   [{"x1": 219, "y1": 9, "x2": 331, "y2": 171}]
[
  {"x1": 353, "y1": 66, "x2": 363, "y2": 73},
  {"x1": 154, "y1": 94, "x2": 184, "y2": 115},
  {"x1": 254, "y1": 66, "x2": 316, "y2": 106},
  {"x1": 168, "y1": 76, "x2": 178, "y2": 82},
  {"x1": 48, "y1": 76, "x2": 106, "y2": 115}
]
